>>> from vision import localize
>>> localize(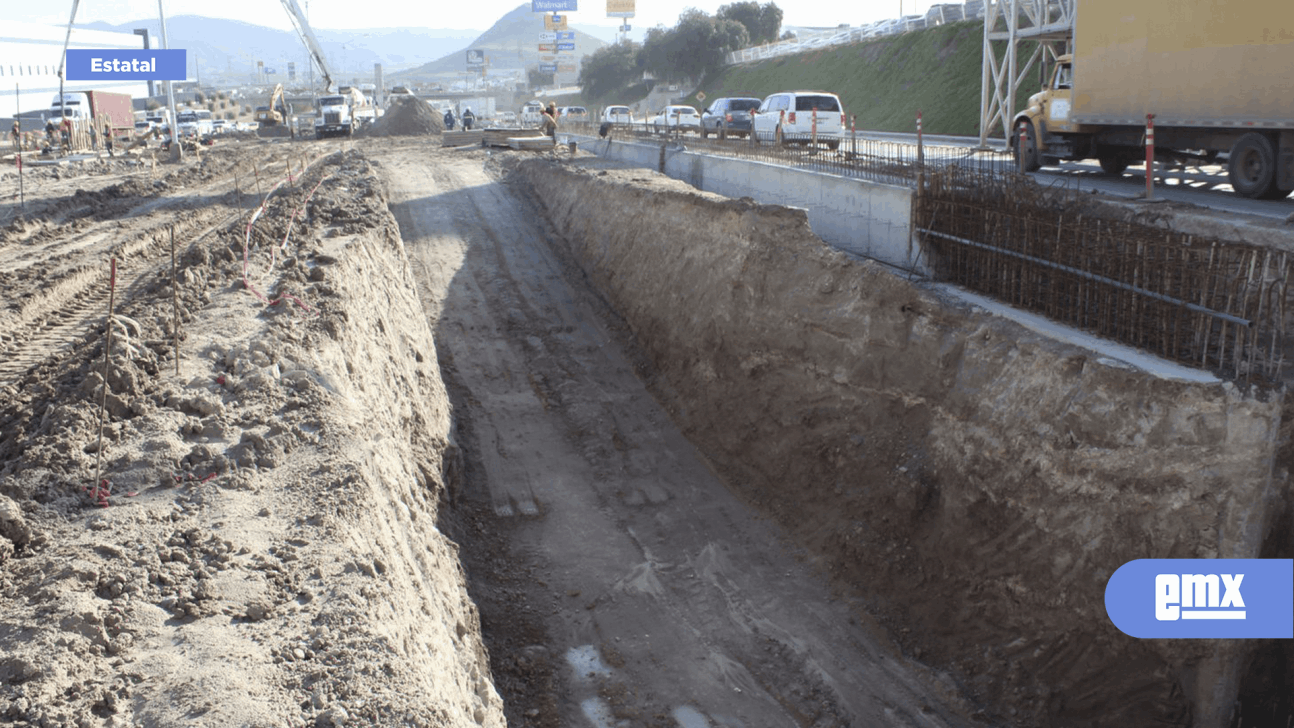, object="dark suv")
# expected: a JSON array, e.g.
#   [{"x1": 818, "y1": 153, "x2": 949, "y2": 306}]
[{"x1": 700, "y1": 97, "x2": 762, "y2": 140}]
